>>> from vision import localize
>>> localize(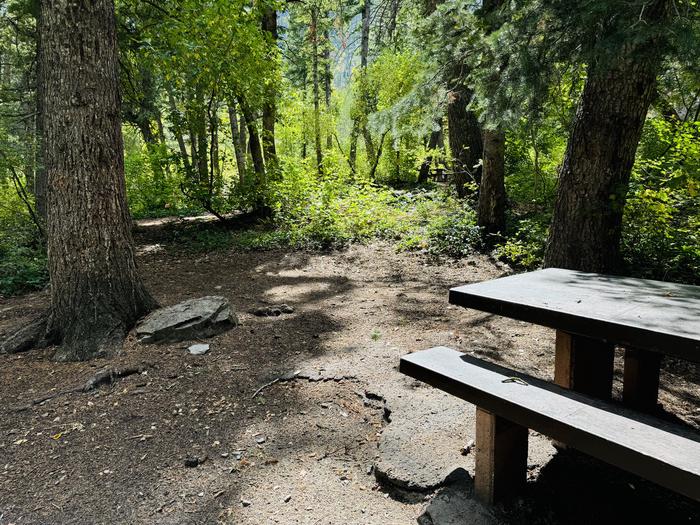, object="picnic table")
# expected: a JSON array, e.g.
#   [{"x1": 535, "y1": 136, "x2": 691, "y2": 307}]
[
  {"x1": 400, "y1": 268, "x2": 700, "y2": 504},
  {"x1": 448, "y1": 268, "x2": 700, "y2": 409}
]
